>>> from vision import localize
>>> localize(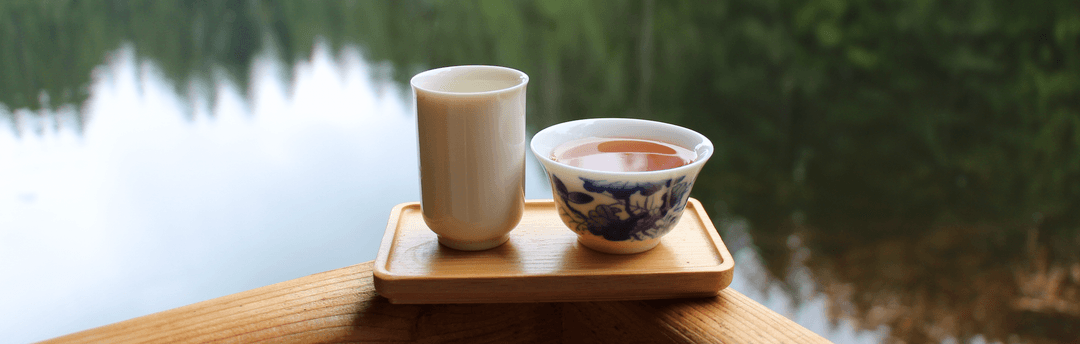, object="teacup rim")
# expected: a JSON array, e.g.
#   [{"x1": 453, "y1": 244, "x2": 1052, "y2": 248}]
[
  {"x1": 530, "y1": 117, "x2": 714, "y2": 177},
  {"x1": 410, "y1": 65, "x2": 529, "y2": 96}
]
